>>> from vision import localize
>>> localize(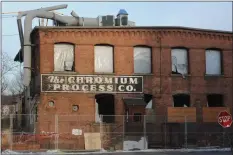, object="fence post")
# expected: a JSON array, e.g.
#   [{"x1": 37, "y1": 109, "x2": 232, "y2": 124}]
[
  {"x1": 10, "y1": 114, "x2": 13, "y2": 150},
  {"x1": 55, "y1": 114, "x2": 58, "y2": 150},
  {"x1": 164, "y1": 115, "x2": 167, "y2": 149},
  {"x1": 33, "y1": 114, "x2": 36, "y2": 144},
  {"x1": 184, "y1": 116, "x2": 187, "y2": 149},
  {"x1": 223, "y1": 131, "x2": 225, "y2": 147},
  {"x1": 122, "y1": 115, "x2": 125, "y2": 151},
  {"x1": 100, "y1": 115, "x2": 103, "y2": 151},
  {"x1": 143, "y1": 115, "x2": 147, "y2": 150}
]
